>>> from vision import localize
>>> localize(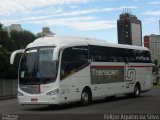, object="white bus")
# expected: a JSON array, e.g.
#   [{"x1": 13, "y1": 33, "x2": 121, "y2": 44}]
[{"x1": 10, "y1": 36, "x2": 153, "y2": 105}]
